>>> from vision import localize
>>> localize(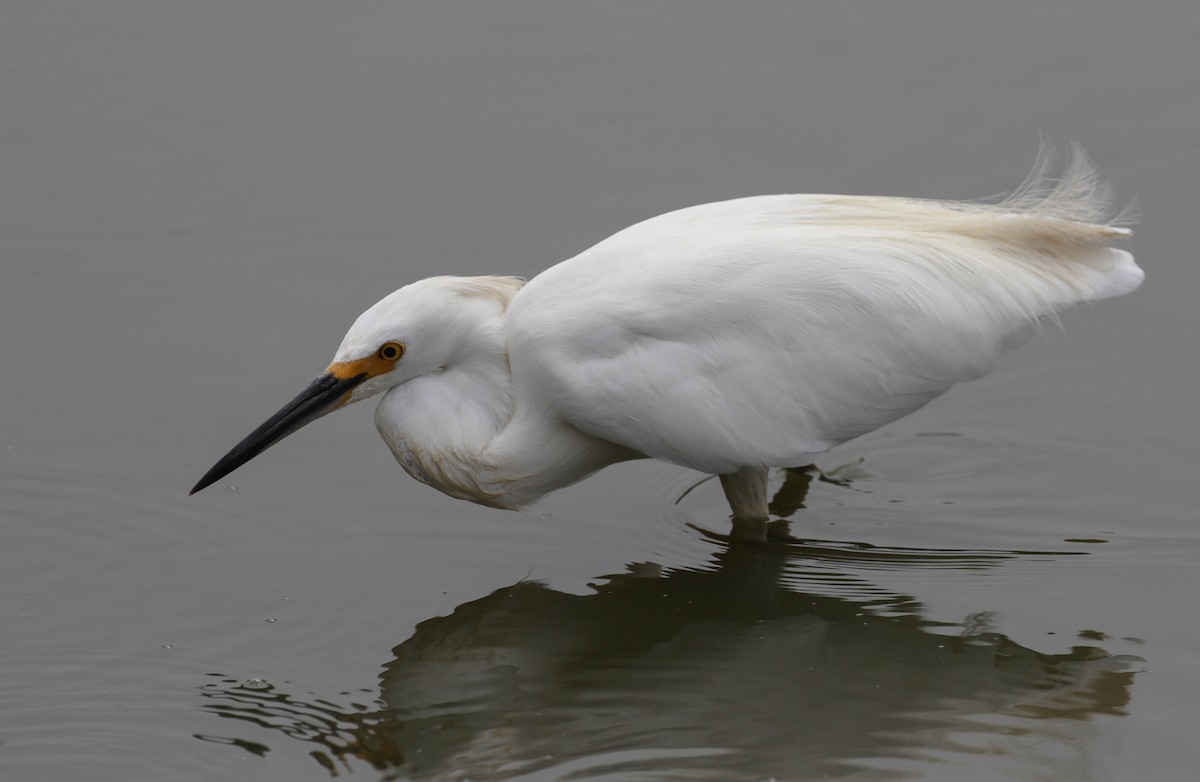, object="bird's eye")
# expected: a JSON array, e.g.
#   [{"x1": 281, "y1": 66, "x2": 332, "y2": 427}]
[{"x1": 377, "y1": 342, "x2": 405, "y2": 361}]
